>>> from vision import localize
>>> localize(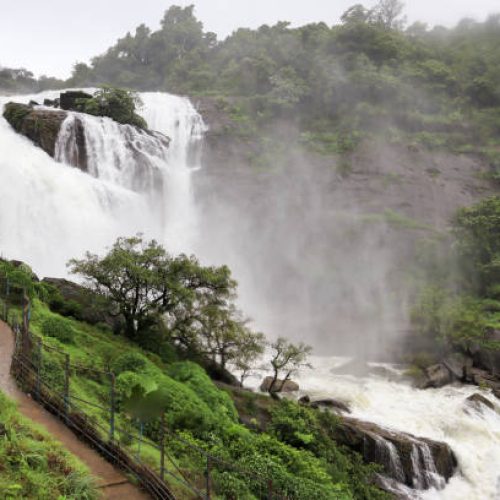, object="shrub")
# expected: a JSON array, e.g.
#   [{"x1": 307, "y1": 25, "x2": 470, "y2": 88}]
[
  {"x1": 79, "y1": 87, "x2": 148, "y2": 129},
  {"x1": 111, "y1": 352, "x2": 149, "y2": 375},
  {"x1": 41, "y1": 317, "x2": 74, "y2": 344}
]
